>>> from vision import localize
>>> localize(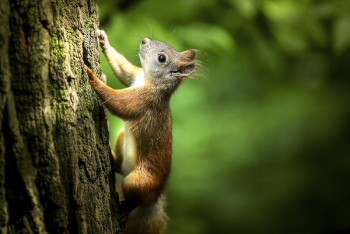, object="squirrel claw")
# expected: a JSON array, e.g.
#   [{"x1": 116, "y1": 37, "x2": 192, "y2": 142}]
[
  {"x1": 118, "y1": 199, "x2": 137, "y2": 226},
  {"x1": 96, "y1": 29, "x2": 104, "y2": 36},
  {"x1": 119, "y1": 211, "x2": 129, "y2": 225},
  {"x1": 97, "y1": 29, "x2": 109, "y2": 51},
  {"x1": 118, "y1": 213, "x2": 128, "y2": 229}
]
